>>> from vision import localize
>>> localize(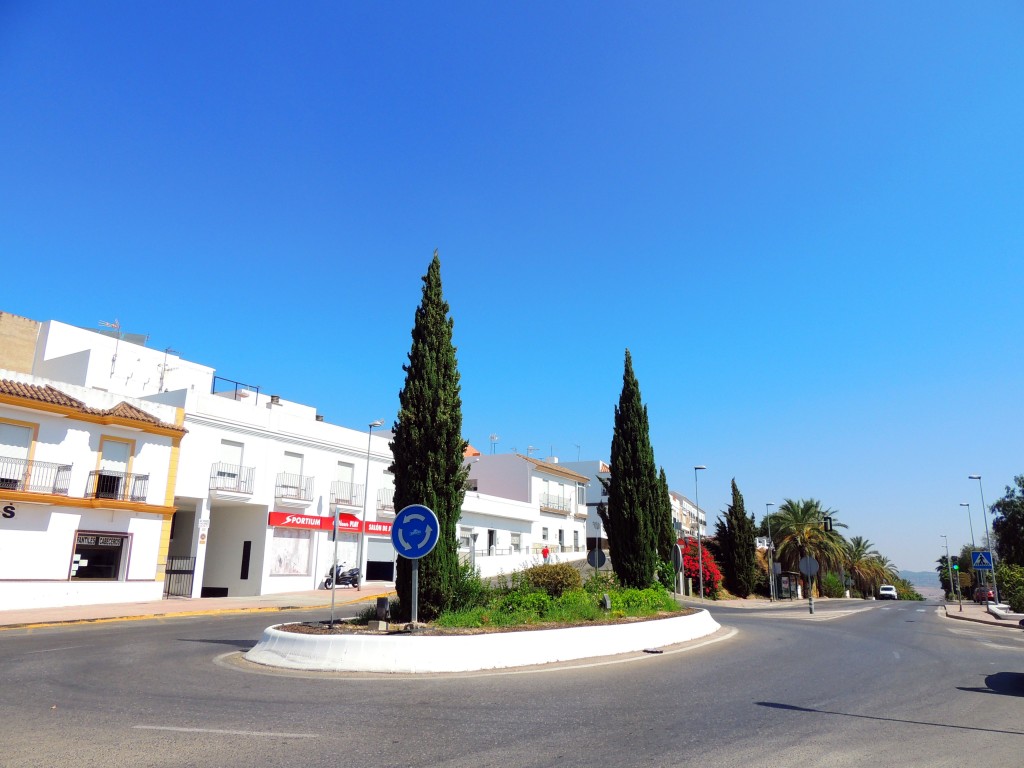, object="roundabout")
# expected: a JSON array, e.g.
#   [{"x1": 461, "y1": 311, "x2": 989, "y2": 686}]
[{"x1": 244, "y1": 608, "x2": 722, "y2": 673}]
